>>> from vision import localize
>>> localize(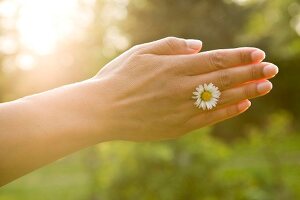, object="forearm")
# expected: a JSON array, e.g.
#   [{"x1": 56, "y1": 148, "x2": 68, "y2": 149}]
[{"x1": 0, "y1": 80, "x2": 111, "y2": 186}]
